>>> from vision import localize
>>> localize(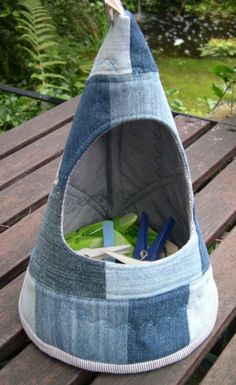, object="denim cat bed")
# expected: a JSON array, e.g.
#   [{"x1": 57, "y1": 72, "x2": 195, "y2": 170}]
[{"x1": 19, "y1": 11, "x2": 218, "y2": 374}]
